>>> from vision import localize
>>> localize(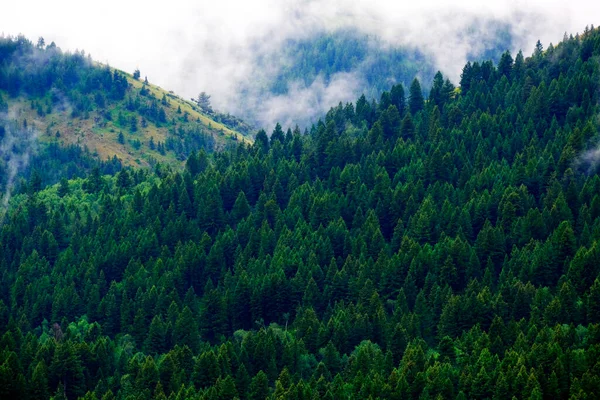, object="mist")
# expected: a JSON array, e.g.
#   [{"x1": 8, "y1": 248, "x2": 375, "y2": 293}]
[
  {"x1": 578, "y1": 147, "x2": 600, "y2": 173},
  {"x1": 0, "y1": 110, "x2": 39, "y2": 225},
  {"x1": 2, "y1": 0, "x2": 598, "y2": 130},
  {"x1": 255, "y1": 71, "x2": 364, "y2": 130}
]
